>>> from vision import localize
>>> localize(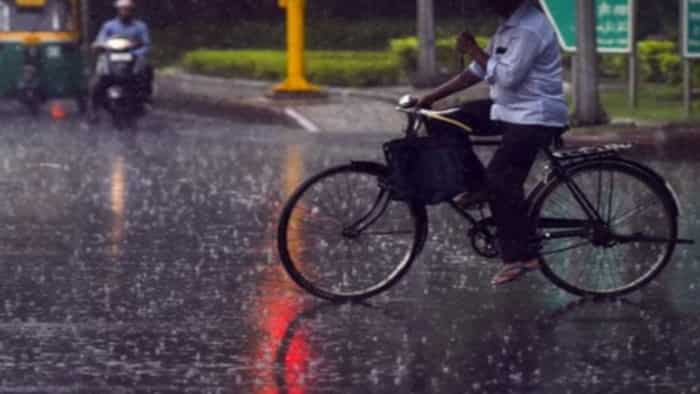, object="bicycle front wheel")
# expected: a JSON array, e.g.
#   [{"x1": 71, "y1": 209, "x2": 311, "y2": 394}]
[
  {"x1": 278, "y1": 162, "x2": 428, "y2": 302},
  {"x1": 531, "y1": 160, "x2": 678, "y2": 297}
]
